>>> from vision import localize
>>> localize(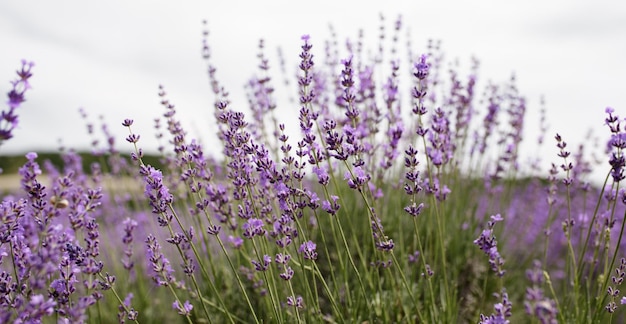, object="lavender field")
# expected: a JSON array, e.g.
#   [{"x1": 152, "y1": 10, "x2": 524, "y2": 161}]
[{"x1": 1, "y1": 16, "x2": 626, "y2": 323}]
